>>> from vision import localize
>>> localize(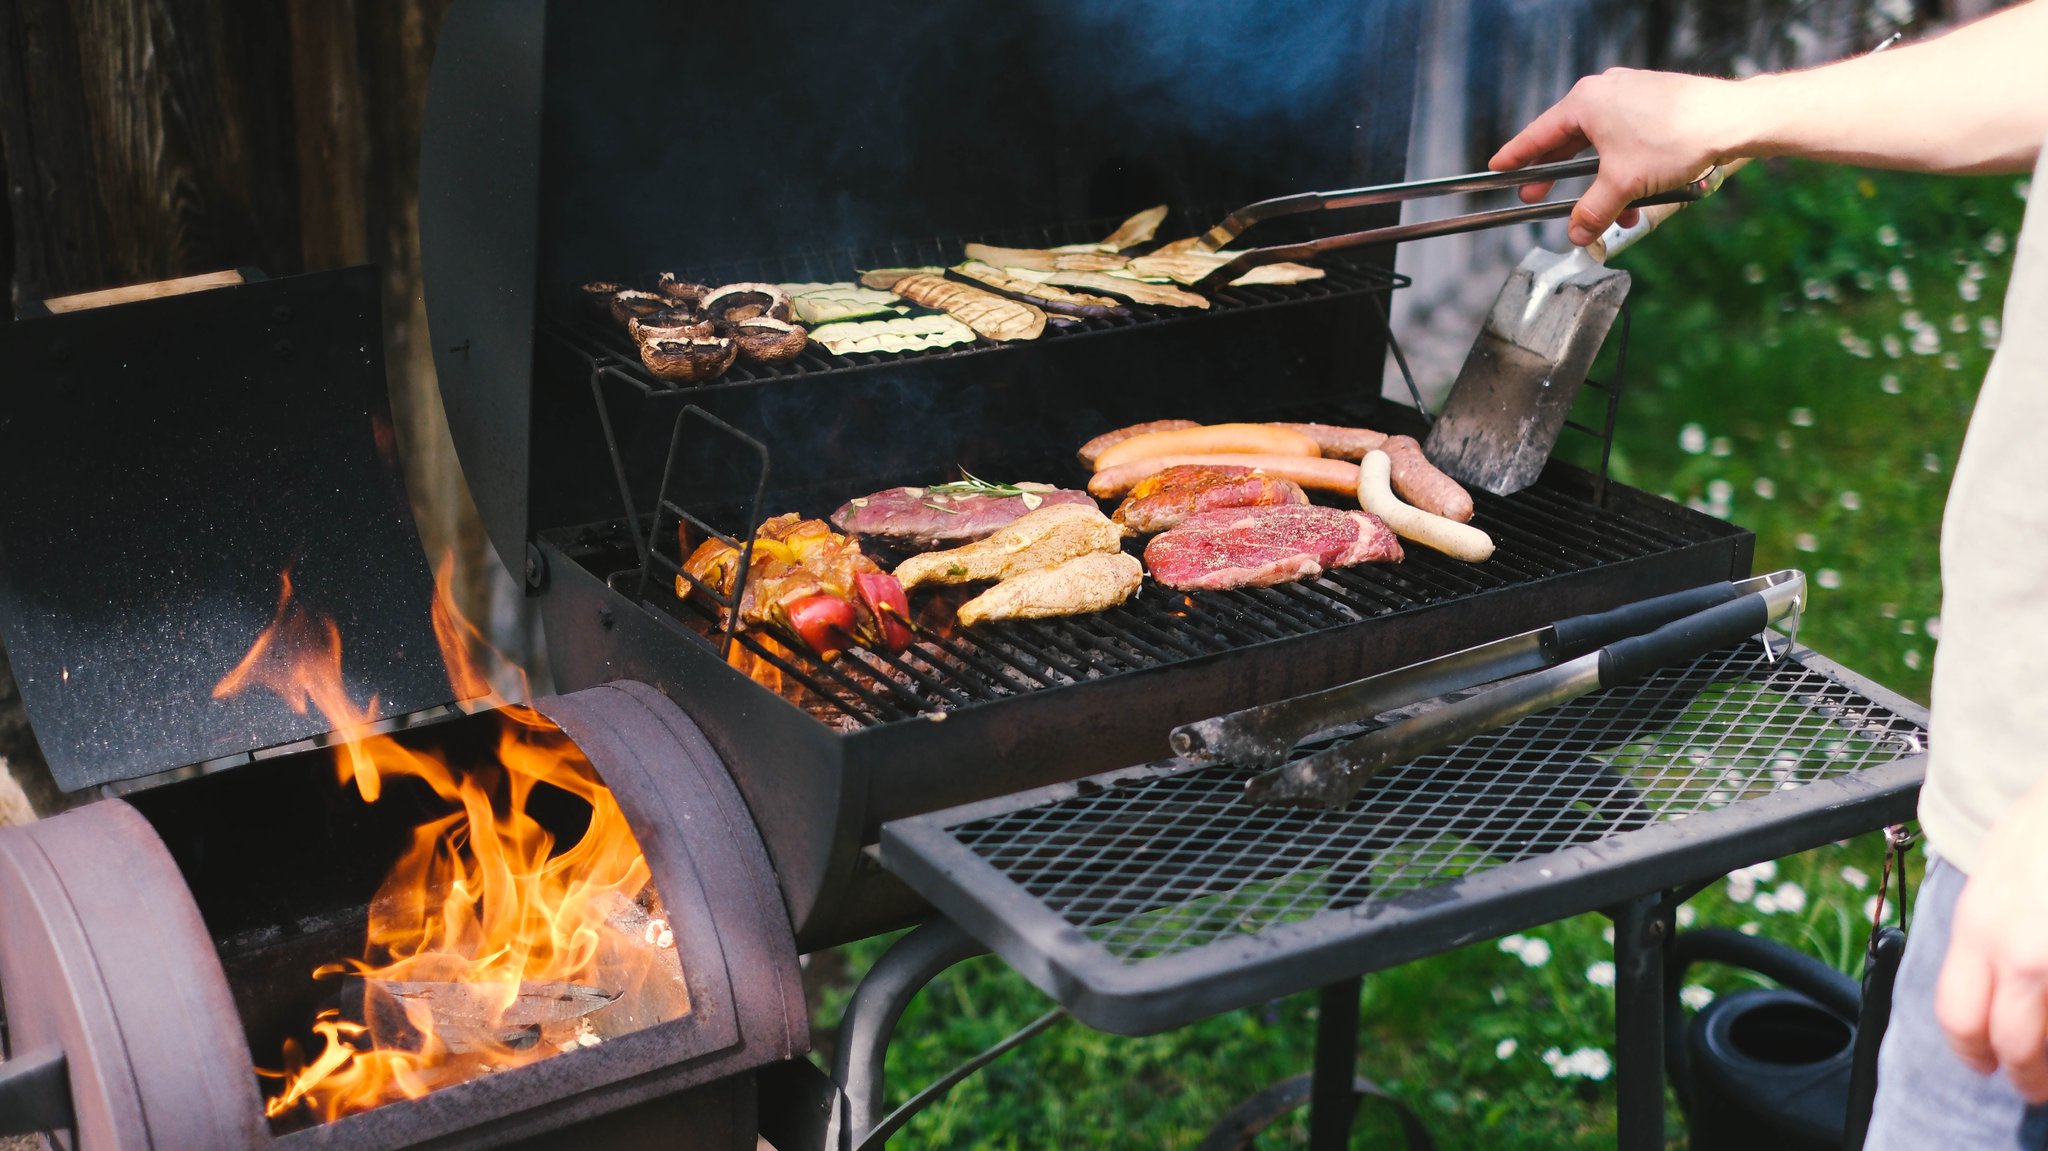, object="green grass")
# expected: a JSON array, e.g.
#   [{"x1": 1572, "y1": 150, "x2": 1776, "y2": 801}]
[{"x1": 807, "y1": 162, "x2": 2027, "y2": 1148}]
